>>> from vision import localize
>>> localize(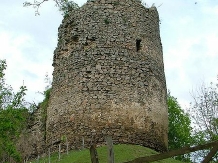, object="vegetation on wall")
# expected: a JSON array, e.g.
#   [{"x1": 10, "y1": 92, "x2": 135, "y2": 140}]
[
  {"x1": 104, "y1": 18, "x2": 110, "y2": 25},
  {"x1": 39, "y1": 87, "x2": 51, "y2": 140},
  {"x1": 23, "y1": 0, "x2": 79, "y2": 16}
]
